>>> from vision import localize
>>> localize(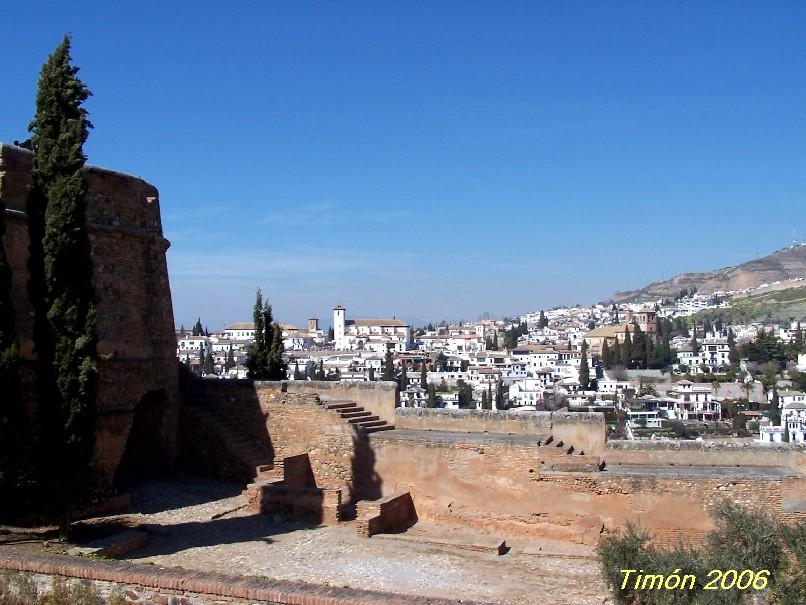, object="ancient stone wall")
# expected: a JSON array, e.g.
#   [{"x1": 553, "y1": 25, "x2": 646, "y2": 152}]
[
  {"x1": 606, "y1": 440, "x2": 806, "y2": 475},
  {"x1": 364, "y1": 431, "x2": 806, "y2": 546},
  {"x1": 184, "y1": 379, "x2": 806, "y2": 547},
  {"x1": 0, "y1": 143, "x2": 179, "y2": 486},
  {"x1": 183, "y1": 380, "x2": 360, "y2": 502},
  {"x1": 285, "y1": 379, "x2": 398, "y2": 424},
  {"x1": 395, "y1": 408, "x2": 606, "y2": 454}
]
